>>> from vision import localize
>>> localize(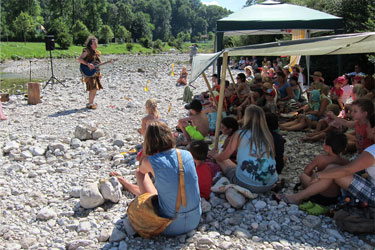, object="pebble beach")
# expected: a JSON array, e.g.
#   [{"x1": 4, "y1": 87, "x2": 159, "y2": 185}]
[{"x1": 0, "y1": 54, "x2": 374, "y2": 250}]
